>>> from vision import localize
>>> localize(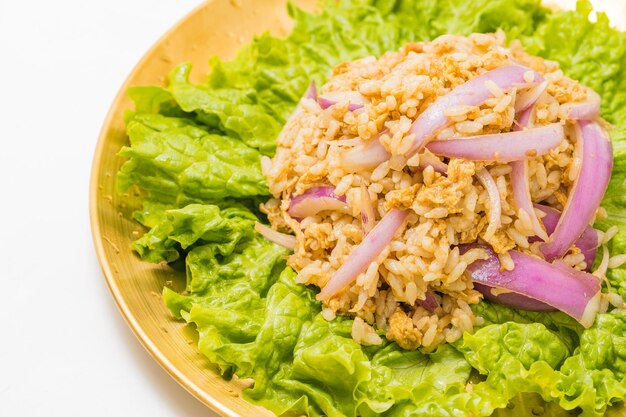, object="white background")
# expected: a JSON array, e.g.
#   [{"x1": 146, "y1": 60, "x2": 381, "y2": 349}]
[{"x1": 0, "y1": 1, "x2": 623, "y2": 417}]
